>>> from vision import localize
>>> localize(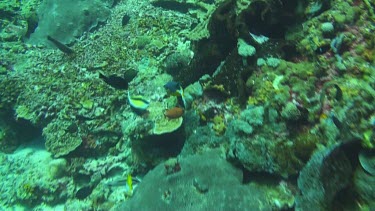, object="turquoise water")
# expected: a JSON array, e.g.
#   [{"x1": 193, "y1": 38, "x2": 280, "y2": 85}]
[{"x1": 0, "y1": 0, "x2": 374, "y2": 210}]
